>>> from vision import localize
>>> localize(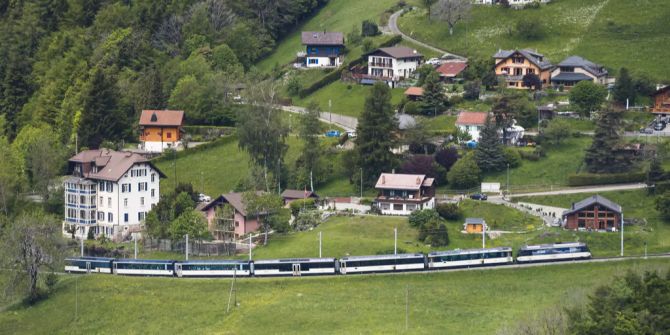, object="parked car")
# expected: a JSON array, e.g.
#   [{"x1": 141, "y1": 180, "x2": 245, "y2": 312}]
[
  {"x1": 640, "y1": 127, "x2": 654, "y2": 134},
  {"x1": 654, "y1": 121, "x2": 666, "y2": 131},
  {"x1": 198, "y1": 193, "x2": 211, "y2": 203},
  {"x1": 346, "y1": 131, "x2": 357, "y2": 138},
  {"x1": 325, "y1": 130, "x2": 341, "y2": 137},
  {"x1": 470, "y1": 194, "x2": 488, "y2": 201}
]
